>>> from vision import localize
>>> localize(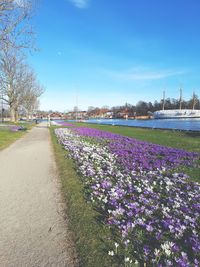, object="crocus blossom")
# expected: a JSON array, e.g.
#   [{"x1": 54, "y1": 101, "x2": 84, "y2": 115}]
[{"x1": 55, "y1": 127, "x2": 200, "y2": 266}]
